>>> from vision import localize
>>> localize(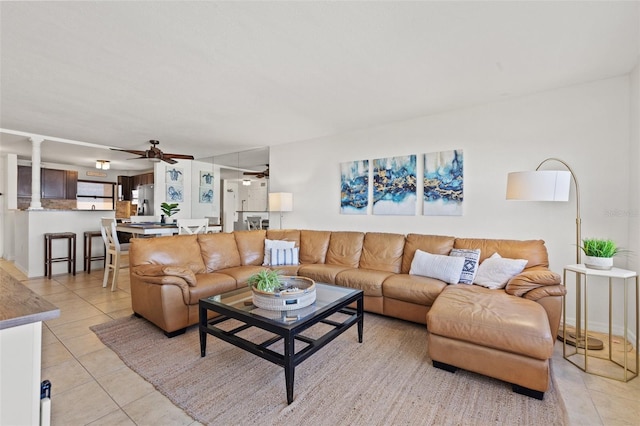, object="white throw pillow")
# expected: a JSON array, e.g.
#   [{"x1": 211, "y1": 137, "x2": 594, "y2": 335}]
[
  {"x1": 449, "y1": 248, "x2": 481, "y2": 285},
  {"x1": 270, "y1": 247, "x2": 300, "y2": 266},
  {"x1": 409, "y1": 249, "x2": 465, "y2": 285},
  {"x1": 473, "y1": 252, "x2": 528, "y2": 289},
  {"x1": 263, "y1": 239, "x2": 295, "y2": 266}
]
